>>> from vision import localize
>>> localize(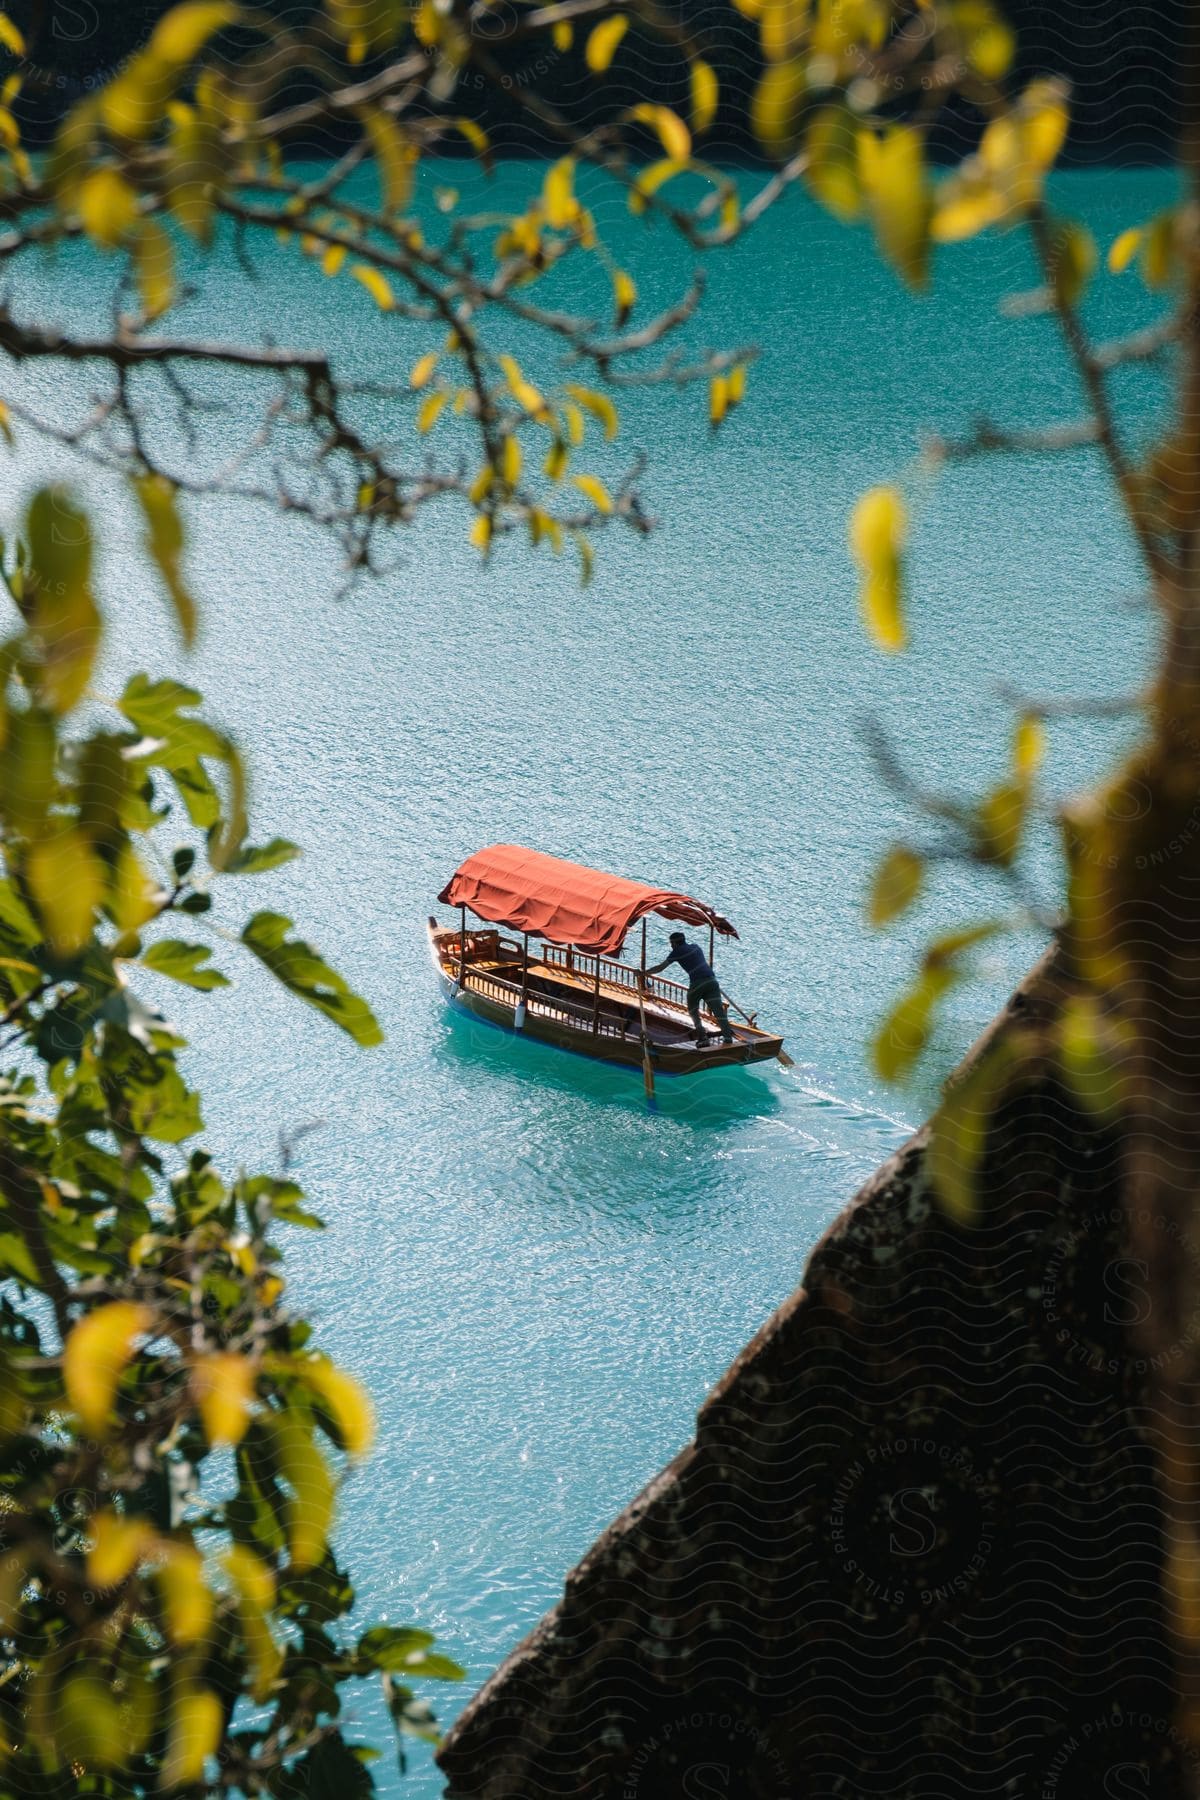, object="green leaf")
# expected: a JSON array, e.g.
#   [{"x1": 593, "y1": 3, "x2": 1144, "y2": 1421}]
[
  {"x1": 140, "y1": 939, "x2": 230, "y2": 991},
  {"x1": 927, "y1": 1043, "x2": 1015, "y2": 1224},
  {"x1": 227, "y1": 837, "x2": 301, "y2": 875},
  {"x1": 357, "y1": 1625, "x2": 436, "y2": 1670},
  {"x1": 0, "y1": 1231, "x2": 41, "y2": 1285},
  {"x1": 241, "y1": 912, "x2": 383, "y2": 1046}
]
